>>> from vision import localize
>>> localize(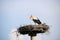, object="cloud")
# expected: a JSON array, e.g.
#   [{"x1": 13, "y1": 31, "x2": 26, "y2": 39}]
[{"x1": 9, "y1": 28, "x2": 24, "y2": 40}]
